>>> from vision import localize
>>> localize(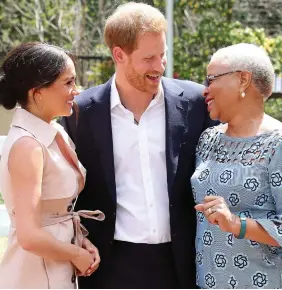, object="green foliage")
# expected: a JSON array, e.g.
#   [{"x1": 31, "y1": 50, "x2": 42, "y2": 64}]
[
  {"x1": 174, "y1": 23, "x2": 282, "y2": 82},
  {"x1": 265, "y1": 98, "x2": 282, "y2": 122},
  {"x1": 0, "y1": 193, "x2": 3, "y2": 204},
  {"x1": 82, "y1": 44, "x2": 114, "y2": 85},
  {"x1": 87, "y1": 59, "x2": 115, "y2": 86},
  {"x1": 155, "y1": 0, "x2": 282, "y2": 83},
  {"x1": 233, "y1": 0, "x2": 282, "y2": 37},
  {"x1": 0, "y1": 0, "x2": 75, "y2": 52},
  {"x1": 153, "y1": 0, "x2": 282, "y2": 121},
  {"x1": 0, "y1": 0, "x2": 129, "y2": 54}
]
